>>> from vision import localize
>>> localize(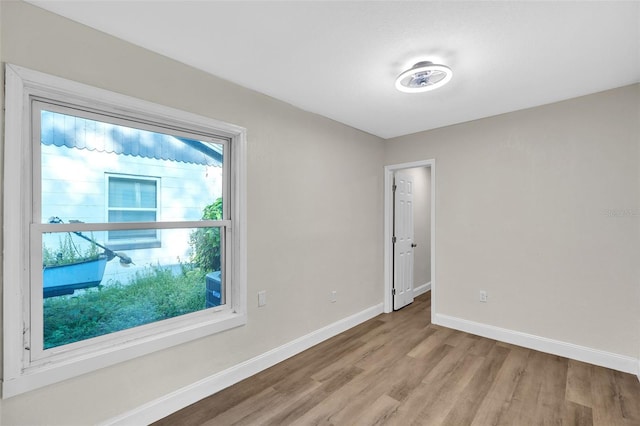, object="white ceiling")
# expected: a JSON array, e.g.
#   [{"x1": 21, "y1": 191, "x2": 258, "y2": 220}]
[{"x1": 27, "y1": 1, "x2": 640, "y2": 139}]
